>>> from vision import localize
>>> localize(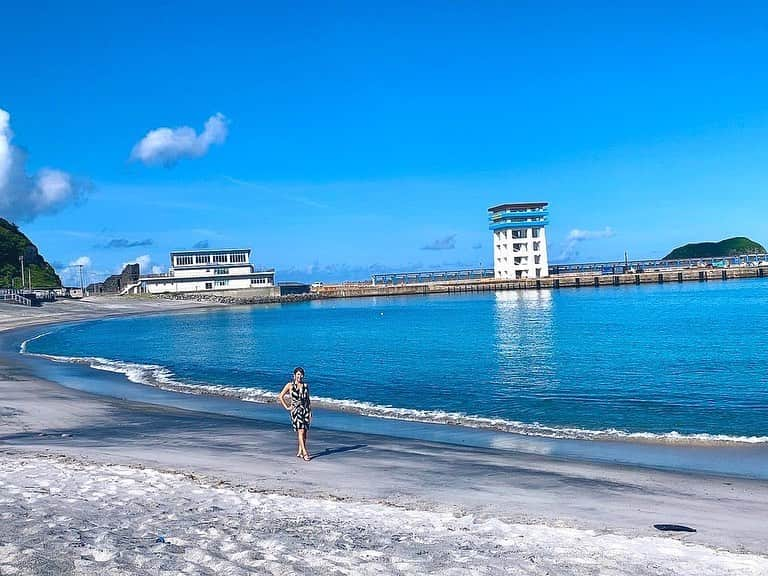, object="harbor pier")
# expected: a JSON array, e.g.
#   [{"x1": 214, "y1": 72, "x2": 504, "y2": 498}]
[{"x1": 315, "y1": 256, "x2": 768, "y2": 299}]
